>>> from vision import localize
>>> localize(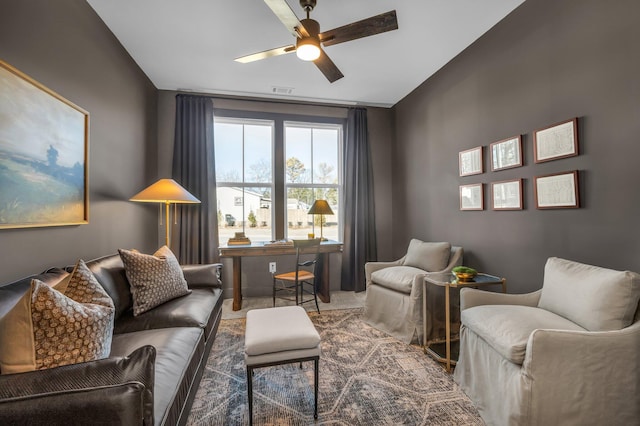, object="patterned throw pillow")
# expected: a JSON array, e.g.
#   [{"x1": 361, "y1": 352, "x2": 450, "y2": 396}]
[
  {"x1": 0, "y1": 260, "x2": 115, "y2": 374},
  {"x1": 118, "y1": 246, "x2": 191, "y2": 316}
]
